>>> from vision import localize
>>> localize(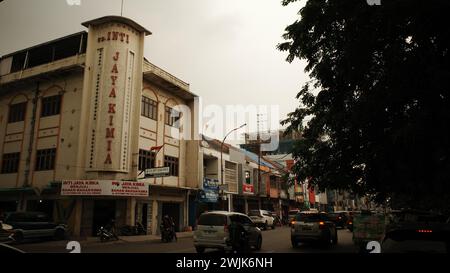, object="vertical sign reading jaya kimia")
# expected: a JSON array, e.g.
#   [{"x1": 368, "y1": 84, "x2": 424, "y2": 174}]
[{"x1": 87, "y1": 22, "x2": 141, "y2": 172}]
